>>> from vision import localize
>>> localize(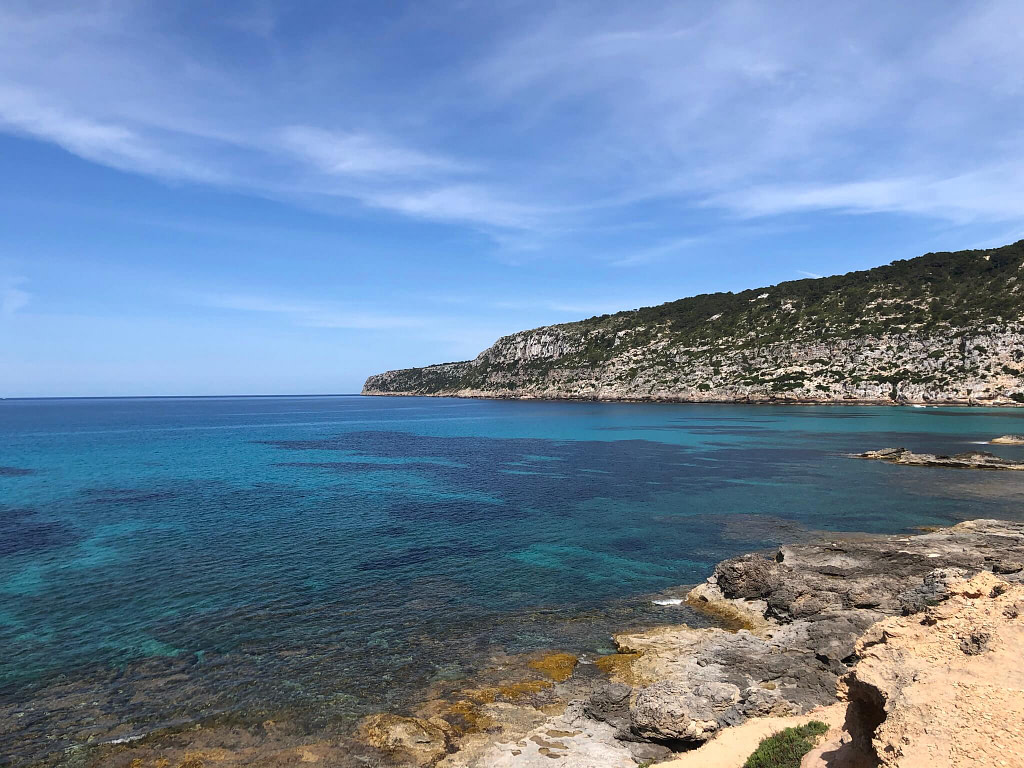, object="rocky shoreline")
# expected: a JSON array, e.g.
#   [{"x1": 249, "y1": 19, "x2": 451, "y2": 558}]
[
  {"x1": 360, "y1": 519, "x2": 1024, "y2": 767},
  {"x1": 48, "y1": 520, "x2": 1024, "y2": 768}
]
